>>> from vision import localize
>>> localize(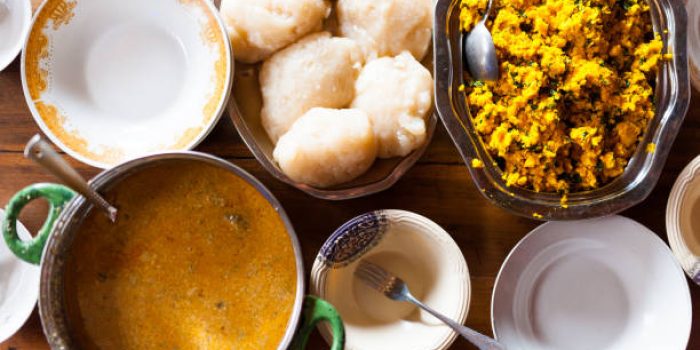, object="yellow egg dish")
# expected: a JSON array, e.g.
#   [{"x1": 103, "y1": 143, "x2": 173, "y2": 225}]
[{"x1": 461, "y1": 0, "x2": 665, "y2": 193}]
